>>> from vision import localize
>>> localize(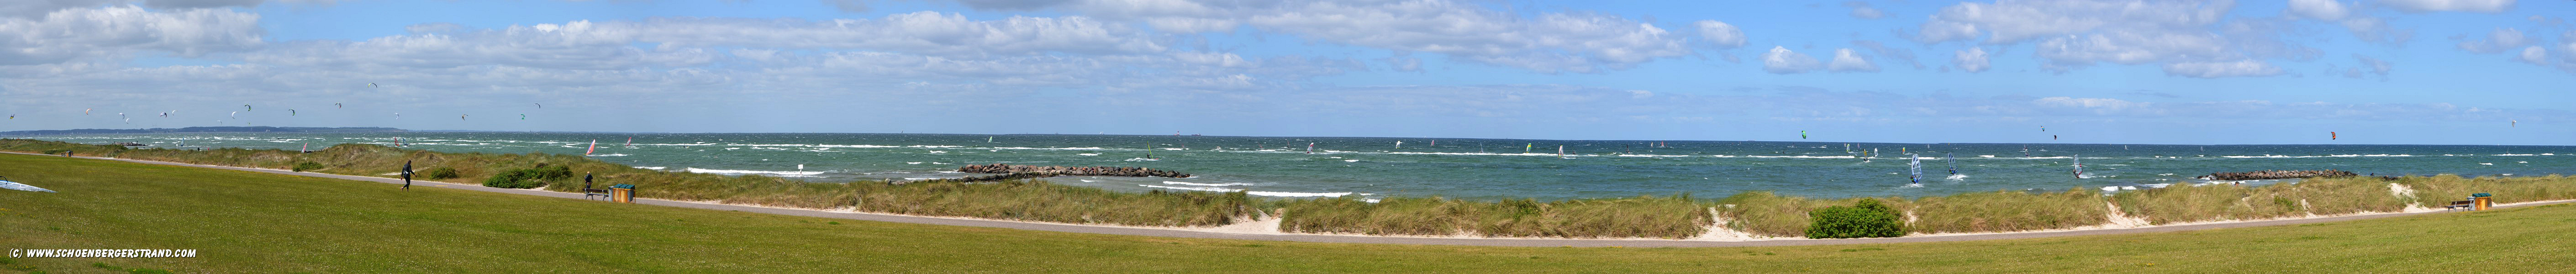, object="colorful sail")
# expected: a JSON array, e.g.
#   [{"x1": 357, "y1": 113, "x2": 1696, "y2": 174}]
[
  {"x1": 586, "y1": 139, "x2": 597, "y2": 155},
  {"x1": 1945, "y1": 153, "x2": 1956, "y2": 174}
]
